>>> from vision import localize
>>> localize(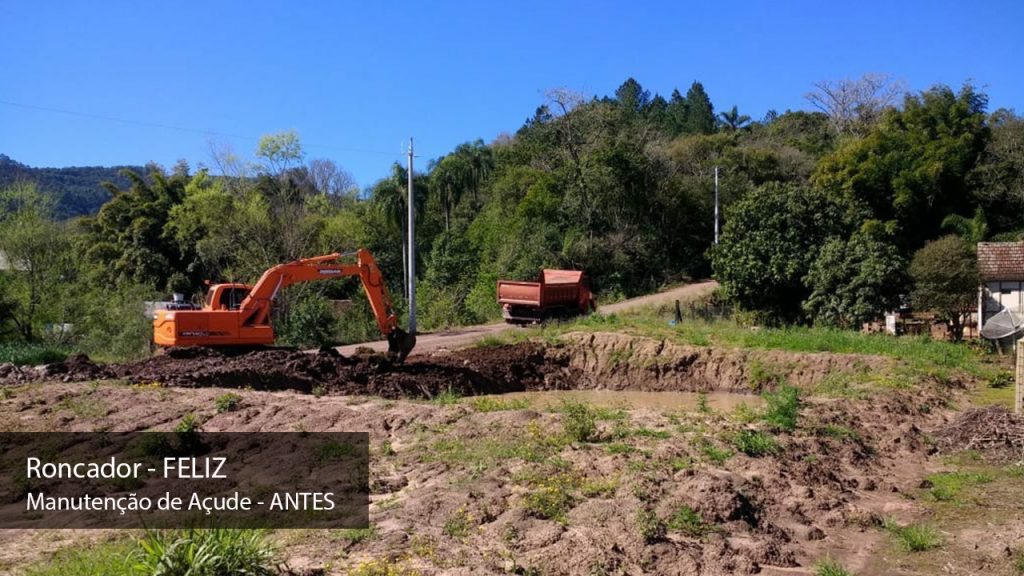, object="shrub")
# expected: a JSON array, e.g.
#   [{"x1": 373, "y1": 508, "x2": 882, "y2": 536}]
[
  {"x1": 133, "y1": 528, "x2": 276, "y2": 576},
  {"x1": 0, "y1": 342, "x2": 67, "y2": 366},
  {"x1": 635, "y1": 509, "x2": 666, "y2": 543},
  {"x1": 215, "y1": 393, "x2": 242, "y2": 413},
  {"x1": 762, "y1": 385, "x2": 800, "y2": 431},
  {"x1": 814, "y1": 558, "x2": 852, "y2": 576},
  {"x1": 561, "y1": 400, "x2": 598, "y2": 443}
]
